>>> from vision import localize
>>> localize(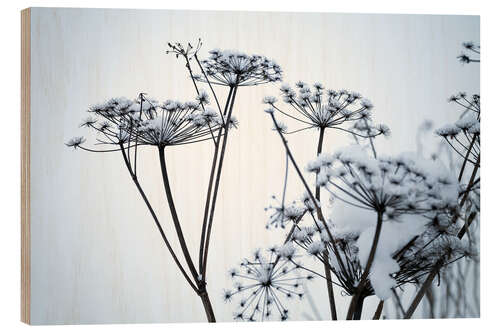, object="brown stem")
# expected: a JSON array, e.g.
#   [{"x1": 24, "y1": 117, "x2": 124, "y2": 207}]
[
  {"x1": 199, "y1": 87, "x2": 234, "y2": 271},
  {"x1": 323, "y1": 252, "x2": 337, "y2": 320},
  {"x1": 199, "y1": 288, "x2": 216, "y2": 322},
  {"x1": 404, "y1": 155, "x2": 480, "y2": 319},
  {"x1": 347, "y1": 211, "x2": 384, "y2": 320},
  {"x1": 202, "y1": 84, "x2": 239, "y2": 278},
  {"x1": 373, "y1": 300, "x2": 384, "y2": 320},
  {"x1": 352, "y1": 294, "x2": 366, "y2": 320},
  {"x1": 404, "y1": 262, "x2": 442, "y2": 319},
  {"x1": 361, "y1": 211, "x2": 384, "y2": 282},
  {"x1": 267, "y1": 114, "x2": 331, "y2": 241},
  {"x1": 118, "y1": 144, "x2": 198, "y2": 292},
  {"x1": 158, "y1": 147, "x2": 199, "y2": 281},
  {"x1": 315, "y1": 127, "x2": 337, "y2": 320},
  {"x1": 315, "y1": 127, "x2": 325, "y2": 199},
  {"x1": 458, "y1": 134, "x2": 477, "y2": 181}
]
